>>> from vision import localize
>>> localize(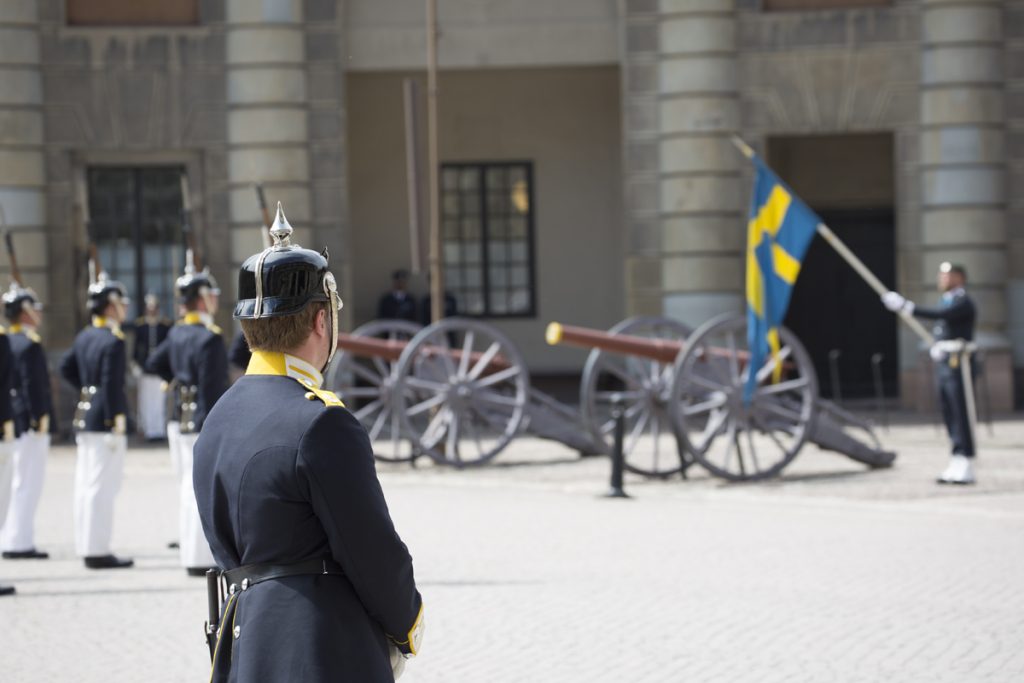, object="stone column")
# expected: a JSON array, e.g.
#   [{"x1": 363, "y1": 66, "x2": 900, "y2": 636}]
[
  {"x1": 0, "y1": 1, "x2": 47, "y2": 309},
  {"x1": 919, "y1": 0, "x2": 1011, "y2": 408},
  {"x1": 225, "y1": 0, "x2": 312, "y2": 278},
  {"x1": 620, "y1": 0, "x2": 742, "y2": 328}
]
